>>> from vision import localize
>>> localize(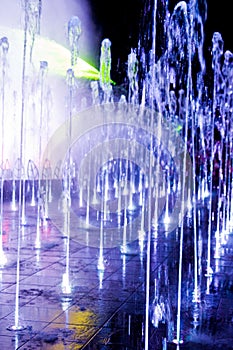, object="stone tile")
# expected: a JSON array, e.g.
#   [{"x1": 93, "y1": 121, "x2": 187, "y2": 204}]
[{"x1": 0, "y1": 200, "x2": 233, "y2": 349}]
